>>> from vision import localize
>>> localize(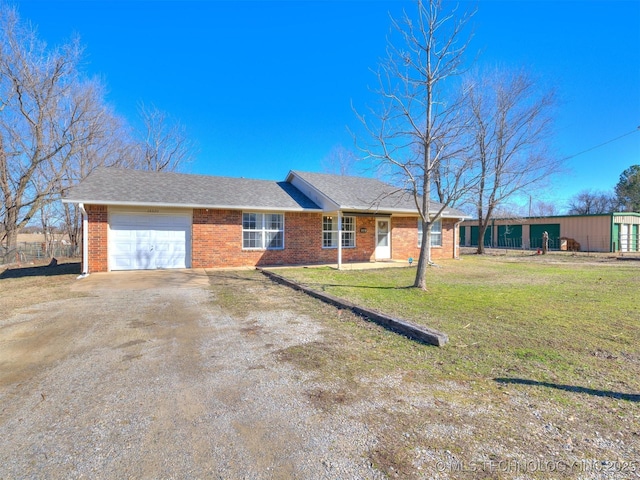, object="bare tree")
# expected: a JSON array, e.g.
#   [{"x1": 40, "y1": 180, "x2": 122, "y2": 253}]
[
  {"x1": 135, "y1": 103, "x2": 195, "y2": 172},
  {"x1": 355, "y1": 0, "x2": 475, "y2": 289},
  {"x1": 0, "y1": 6, "x2": 116, "y2": 251},
  {"x1": 567, "y1": 189, "x2": 616, "y2": 215},
  {"x1": 321, "y1": 145, "x2": 359, "y2": 176},
  {"x1": 56, "y1": 103, "x2": 195, "y2": 252},
  {"x1": 58, "y1": 109, "x2": 135, "y2": 252},
  {"x1": 464, "y1": 68, "x2": 558, "y2": 254},
  {"x1": 531, "y1": 199, "x2": 558, "y2": 217}
]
